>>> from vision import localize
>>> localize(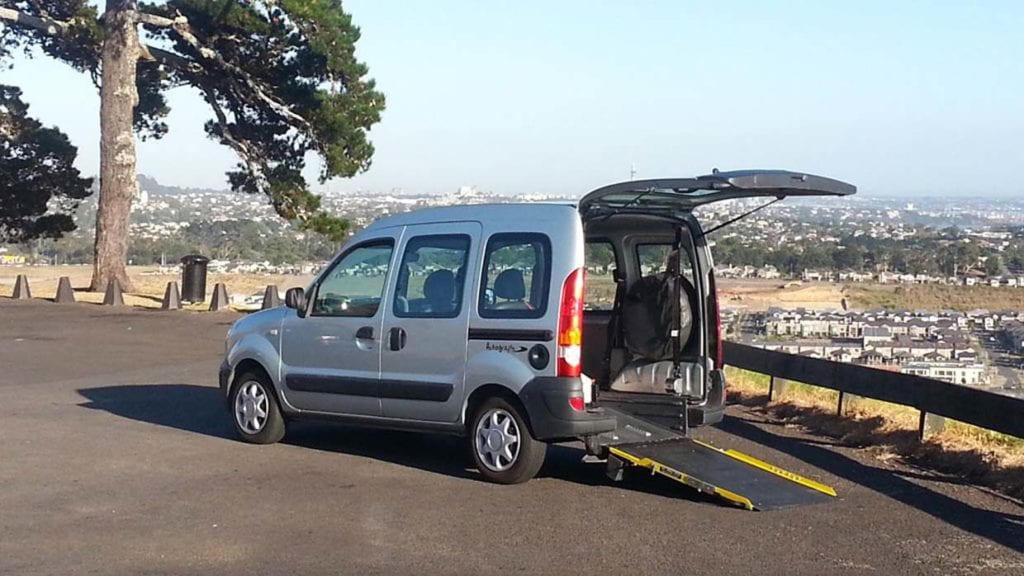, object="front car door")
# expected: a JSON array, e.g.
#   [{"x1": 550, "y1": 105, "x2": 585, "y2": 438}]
[
  {"x1": 279, "y1": 234, "x2": 399, "y2": 416},
  {"x1": 380, "y1": 222, "x2": 481, "y2": 422}
]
